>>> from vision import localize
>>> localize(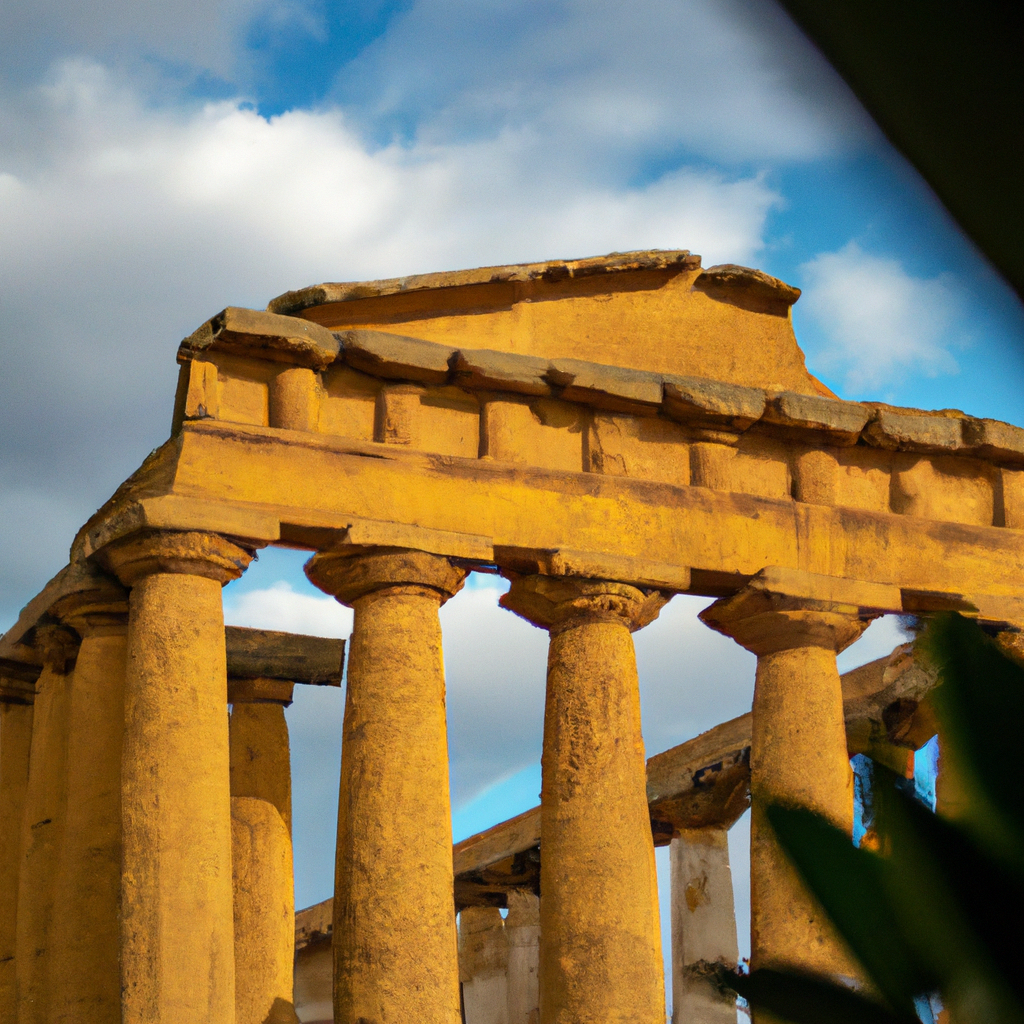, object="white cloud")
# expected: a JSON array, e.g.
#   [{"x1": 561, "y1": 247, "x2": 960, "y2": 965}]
[
  {"x1": 224, "y1": 581, "x2": 352, "y2": 636},
  {"x1": 0, "y1": 59, "x2": 781, "y2": 621},
  {"x1": 337, "y1": 0, "x2": 875, "y2": 164},
  {"x1": 797, "y1": 242, "x2": 965, "y2": 393}
]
